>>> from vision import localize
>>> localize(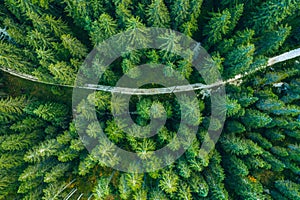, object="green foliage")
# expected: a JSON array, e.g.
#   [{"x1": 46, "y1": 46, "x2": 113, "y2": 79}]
[
  {"x1": 61, "y1": 34, "x2": 88, "y2": 59},
  {"x1": 19, "y1": 160, "x2": 55, "y2": 182},
  {"x1": 271, "y1": 146, "x2": 289, "y2": 157},
  {"x1": 0, "y1": 41, "x2": 32, "y2": 73},
  {"x1": 177, "y1": 182, "x2": 192, "y2": 200},
  {"x1": 3, "y1": 18, "x2": 28, "y2": 45},
  {"x1": 149, "y1": 187, "x2": 168, "y2": 200},
  {"x1": 0, "y1": 96, "x2": 26, "y2": 122},
  {"x1": 262, "y1": 152, "x2": 285, "y2": 172},
  {"x1": 24, "y1": 139, "x2": 61, "y2": 163},
  {"x1": 147, "y1": 0, "x2": 170, "y2": 27},
  {"x1": 220, "y1": 135, "x2": 249, "y2": 155},
  {"x1": 257, "y1": 25, "x2": 291, "y2": 55},
  {"x1": 0, "y1": 153, "x2": 24, "y2": 169},
  {"x1": 1, "y1": 132, "x2": 38, "y2": 151},
  {"x1": 189, "y1": 174, "x2": 209, "y2": 197},
  {"x1": 48, "y1": 61, "x2": 76, "y2": 85},
  {"x1": 274, "y1": 180, "x2": 300, "y2": 200},
  {"x1": 224, "y1": 43, "x2": 255, "y2": 78},
  {"x1": 287, "y1": 144, "x2": 300, "y2": 162},
  {"x1": 223, "y1": 155, "x2": 249, "y2": 176},
  {"x1": 118, "y1": 173, "x2": 132, "y2": 199},
  {"x1": 203, "y1": 9, "x2": 231, "y2": 45},
  {"x1": 159, "y1": 170, "x2": 179, "y2": 194},
  {"x1": 0, "y1": 169, "x2": 19, "y2": 198},
  {"x1": 93, "y1": 176, "x2": 111, "y2": 199},
  {"x1": 176, "y1": 95, "x2": 203, "y2": 126},
  {"x1": 105, "y1": 119, "x2": 125, "y2": 143},
  {"x1": 177, "y1": 159, "x2": 191, "y2": 178},
  {"x1": 90, "y1": 13, "x2": 118, "y2": 44},
  {"x1": 225, "y1": 120, "x2": 246, "y2": 134},
  {"x1": 204, "y1": 4, "x2": 243, "y2": 46},
  {"x1": 44, "y1": 163, "x2": 70, "y2": 183},
  {"x1": 226, "y1": 98, "x2": 242, "y2": 117},
  {"x1": 10, "y1": 116, "x2": 45, "y2": 131},
  {"x1": 170, "y1": 0, "x2": 189, "y2": 29},
  {"x1": 0, "y1": 0, "x2": 299, "y2": 199},
  {"x1": 247, "y1": 132, "x2": 272, "y2": 149},
  {"x1": 126, "y1": 172, "x2": 143, "y2": 192},
  {"x1": 241, "y1": 109, "x2": 272, "y2": 128},
  {"x1": 33, "y1": 102, "x2": 69, "y2": 126},
  {"x1": 42, "y1": 180, "x2": 68, "y2": 200},
  {"x1": 251, "y1": 0, "x2": 298, "y2": 32},
  {"x1": 0, "y1": 96, "x2": 26, "y2": 114}
]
